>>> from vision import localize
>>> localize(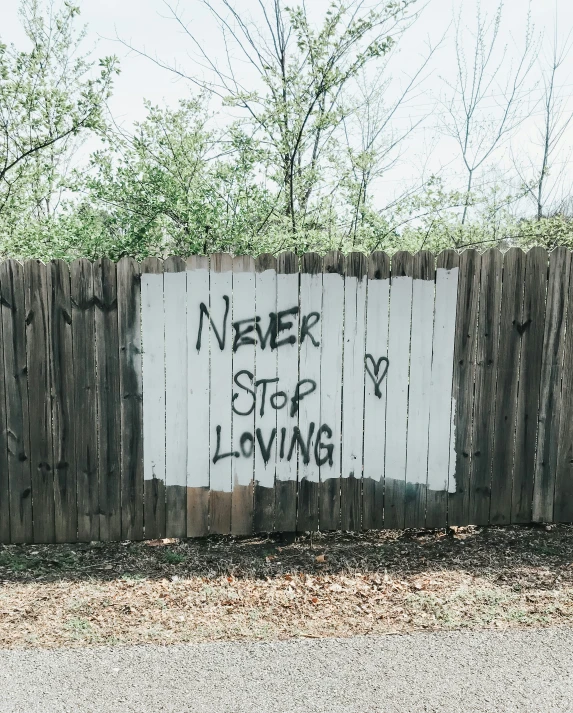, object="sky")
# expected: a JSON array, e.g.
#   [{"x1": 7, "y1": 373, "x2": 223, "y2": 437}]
[{"x1": 1, "y1": 0, "x2": 573, "y2": 209}]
